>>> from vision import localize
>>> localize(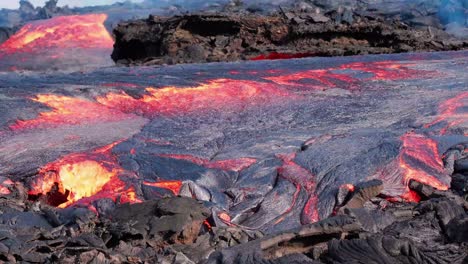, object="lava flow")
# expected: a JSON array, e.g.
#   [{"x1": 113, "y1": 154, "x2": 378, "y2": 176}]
[
  {"x1": 0, "y1": 14, "x2": 113, "y2": 54},
  {"x1": 424, "y1": 91, "x2": 468, "y2": 135},
  {"x1": 265, "y1": 61, "x2": 430, "y2": 89},
  {"x1": 97, "y1": 78, "x2": 293, "y2": 117},
  {"x1": 157, "y1": 154, "x2": 256, "y2": 172},
  {"x1": 0, "y1": 14, "x2": 114, "y2": 70},
  {"x1": 277, "y1": 153, "x2": 319, "y2": 225},
  {"x1": 10, "y1": 94, "x2": 136, "y2": 131},
  {"x1": 29, "y1": 142, "x2": 140, "y2": 208}
]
